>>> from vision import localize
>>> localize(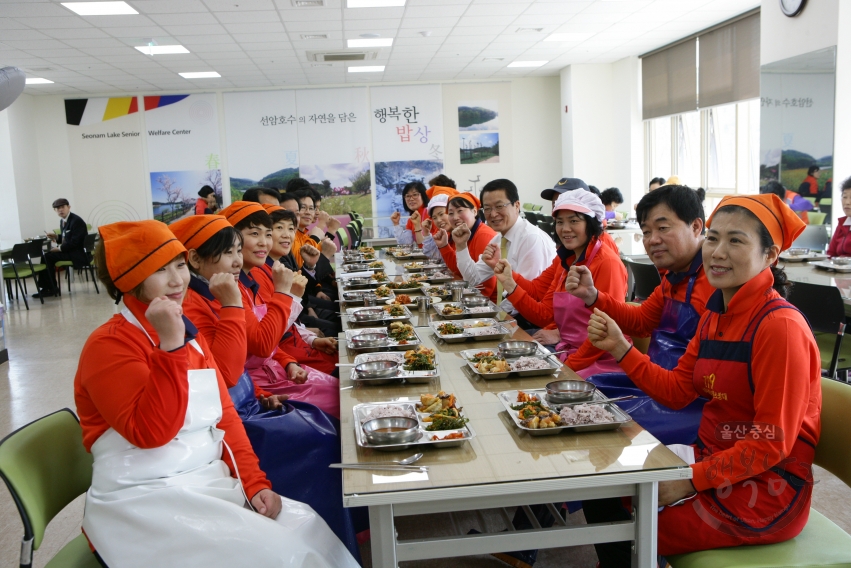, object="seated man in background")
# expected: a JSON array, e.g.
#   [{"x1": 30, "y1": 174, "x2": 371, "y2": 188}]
[
  {"x1": 798, "y1": 165, "x2": 822, "y2": 201},
  {"x1": 35, "y1": 198, "x2": 87, "y2": 298},
  {"x1": 243, "y1": 186, "x2": 282, "y2": 206}
]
